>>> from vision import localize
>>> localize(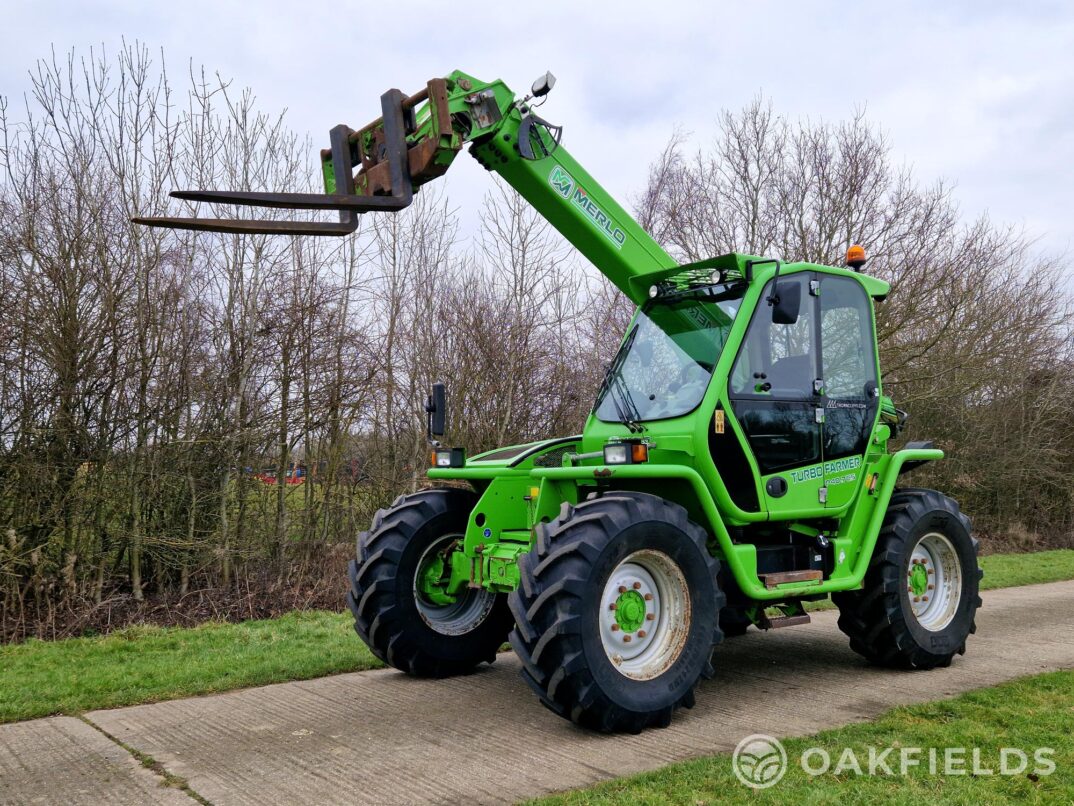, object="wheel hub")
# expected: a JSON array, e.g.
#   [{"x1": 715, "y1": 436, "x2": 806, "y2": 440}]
[
  {"x1": 599, "y1": 550, "x2": 691, "y2": 680},
  {"x1": 417, "y1": 551, "x2": 456, "y2": 606},
  {"x1": 906, "y1": 532, "x2": 963, "y2": 631},
  {"x1": 614, "y1": 589, "x2": 647, "y2": 633},
  {"x1": 413, "y1": 535, "x2": 496, "y2": 636},
  {"x1": 908, "y1": 562, "x2": 929, "y2": 598}
]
